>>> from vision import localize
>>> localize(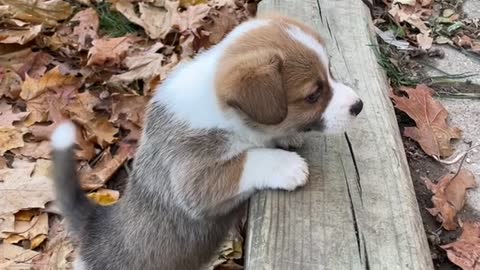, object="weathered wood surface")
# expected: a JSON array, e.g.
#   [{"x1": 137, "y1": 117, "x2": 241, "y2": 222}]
[{"x1": 245, "y1": 1, "x2": 434, "y2": 269}]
